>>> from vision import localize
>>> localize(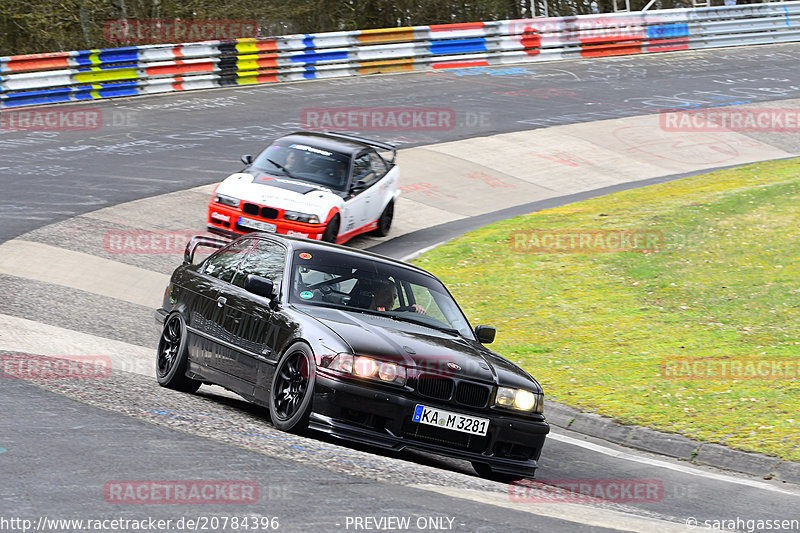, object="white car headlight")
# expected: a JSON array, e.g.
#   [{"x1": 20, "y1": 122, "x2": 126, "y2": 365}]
[
  {"x1": 284, "y1": 210, "x2": 320, "y2": 224},
  {"x1": 214, "y1": 194, "x2": 240, "y2": 207}
]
